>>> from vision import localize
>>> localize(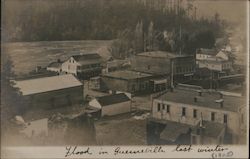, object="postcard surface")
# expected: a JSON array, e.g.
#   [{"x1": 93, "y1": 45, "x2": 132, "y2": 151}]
[{"x1": 1, "y1": 0, "x2": 249, "y2": 158}]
